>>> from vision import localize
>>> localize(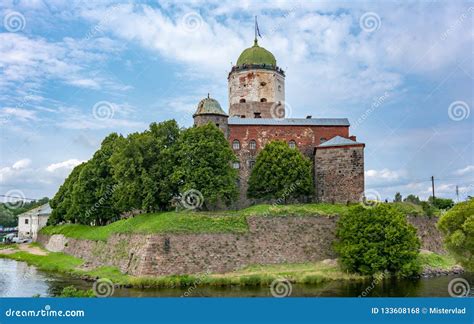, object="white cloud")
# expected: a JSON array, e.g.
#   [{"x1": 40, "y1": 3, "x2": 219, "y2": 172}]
[
  {"x1": 0, "y1": 107, "x2": 37, "y2": 122},
  {"x1": 365, "y1": 168, "x2": 404, "y2": 181},
  {"x1": 454, "y1": 165, "x2": 474, "y2": 176},
  {"x1": 46, "y1": 159, "x2": 84, "y2": 172},
  {"x1": 12, "y1": 158, "x2": 31, "y2": 170}
]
